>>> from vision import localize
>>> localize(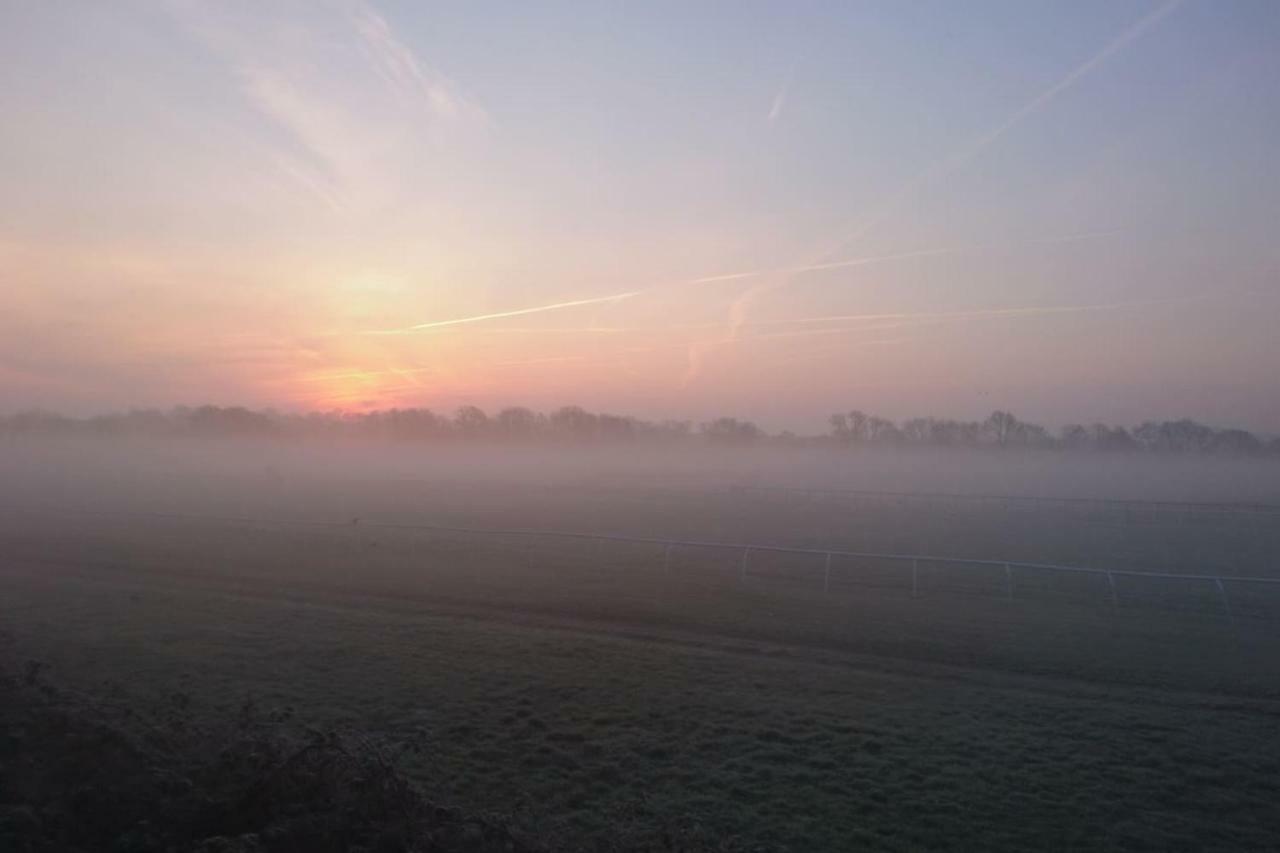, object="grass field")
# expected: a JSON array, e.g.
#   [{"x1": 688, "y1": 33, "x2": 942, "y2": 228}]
[{"x1": 3, "y1": 448, "x2": 1280, "y2": 849}]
